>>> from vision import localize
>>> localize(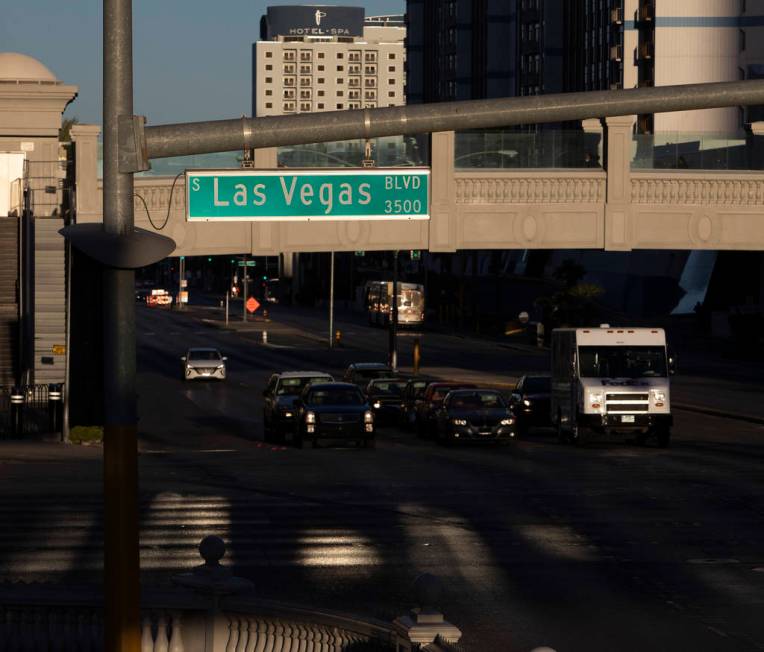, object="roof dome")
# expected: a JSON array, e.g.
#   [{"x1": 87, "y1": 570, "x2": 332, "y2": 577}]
[{"x1": 0, "y1": 52, "x2": 58, "y2": 82}]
